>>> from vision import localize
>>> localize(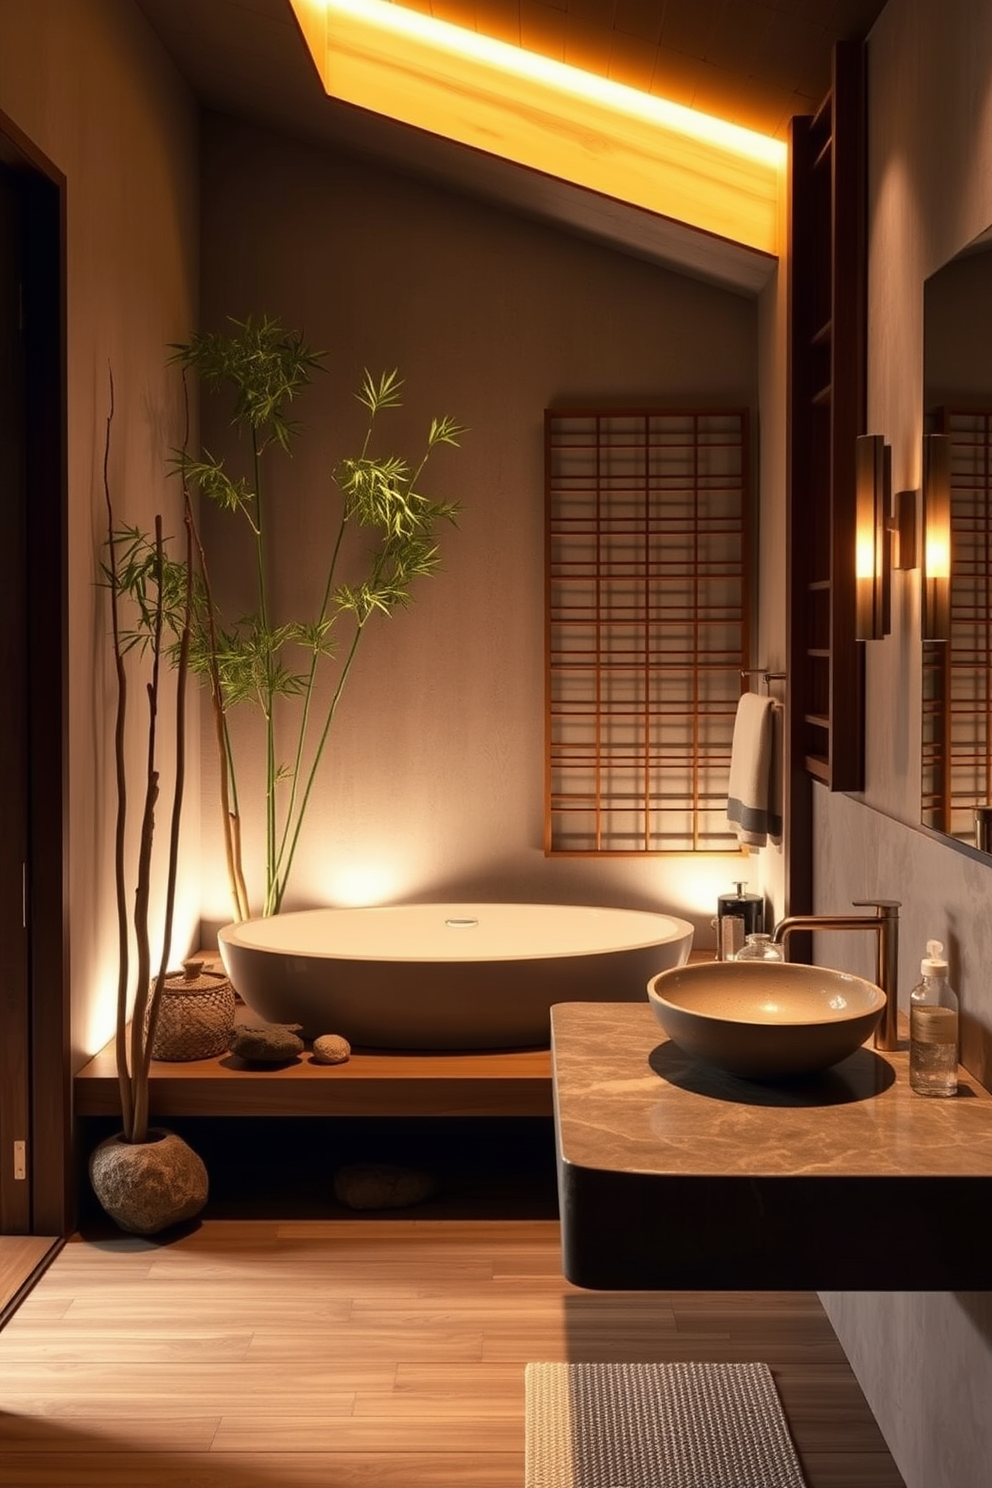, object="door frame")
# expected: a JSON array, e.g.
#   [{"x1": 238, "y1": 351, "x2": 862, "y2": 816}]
[{"x1": 0, "y1": 107, "x2": 70, "y2": 1236}]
